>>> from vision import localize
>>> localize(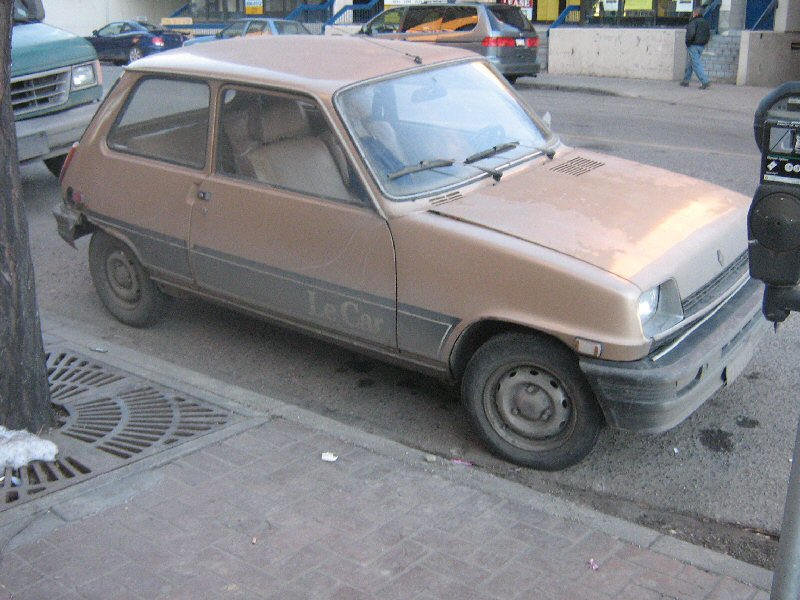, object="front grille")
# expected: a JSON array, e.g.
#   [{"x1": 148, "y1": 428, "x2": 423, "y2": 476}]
[
  {"x1": 11, "y1": 66, "x2": 70, "y2": 118},
  {"x1": 681, "y1": 251, "x2": 748, "y2": 318}
]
